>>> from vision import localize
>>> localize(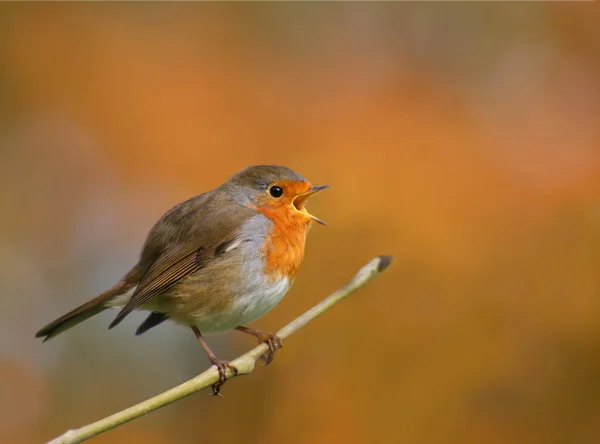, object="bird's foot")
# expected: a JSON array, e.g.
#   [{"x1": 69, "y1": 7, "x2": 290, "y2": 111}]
[
  {"x1": 259, "y1": 333, "x2": 283, "y2": 365},
  {"x1": 210, "y1": 360, "x2": 238, "y2": 396},
  {"x1": 235, "y1": 326, "x2": 284, "y2": 365}
]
